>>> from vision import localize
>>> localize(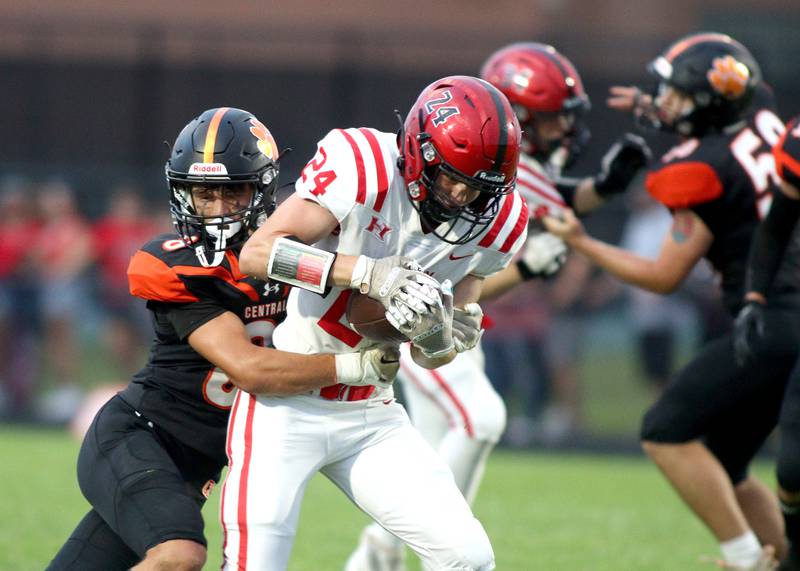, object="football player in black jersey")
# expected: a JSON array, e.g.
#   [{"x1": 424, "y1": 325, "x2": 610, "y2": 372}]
[
  {"x1": 545, "y1": 33, "x2": 798, "y2": 570},
  {"x1": 47, "y1": 107, "x2": 400, "y2": 571},
  {"x1": 734, "y1": 116, "x2": 800, "y2": 571}
]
